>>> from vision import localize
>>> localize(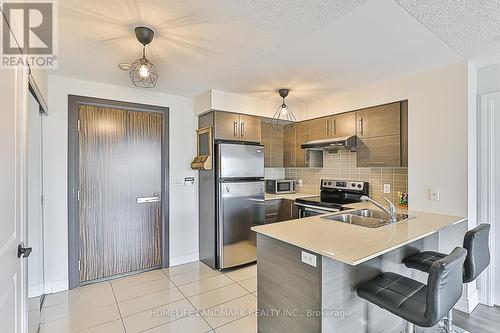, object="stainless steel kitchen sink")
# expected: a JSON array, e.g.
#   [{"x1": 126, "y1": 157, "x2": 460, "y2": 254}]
[{"x1": 322, "y1": 209, "x2": 412, "y2": 228}]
